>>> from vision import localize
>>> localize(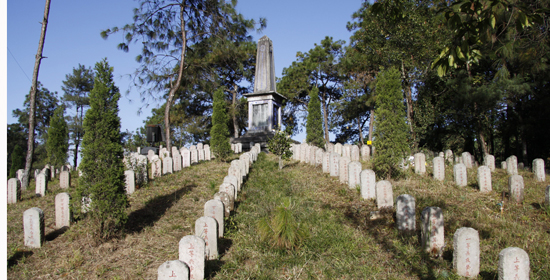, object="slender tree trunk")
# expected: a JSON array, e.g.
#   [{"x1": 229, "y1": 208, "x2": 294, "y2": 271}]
[
  {"x1": 401, "y1": 62, "x2": 415, "y2": 148},
  {"x1": 320, "y1": 93, "x2": 329, "y2": 145},
  {"x1": 22, "y1": 0, "x2": 51, "y2": 189},
  {"x1": 232, "y1": 84, "x2": 239, "y2": 138},
  {"x1": 368, "y1": 108, "x2": 374, "y2": 142},
  {"x1": 164, "y1": 5, "x2": 187, "y2": 154},
  {"x1": 356, "y1": 117, "x2": 364, "y2": 145}
]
